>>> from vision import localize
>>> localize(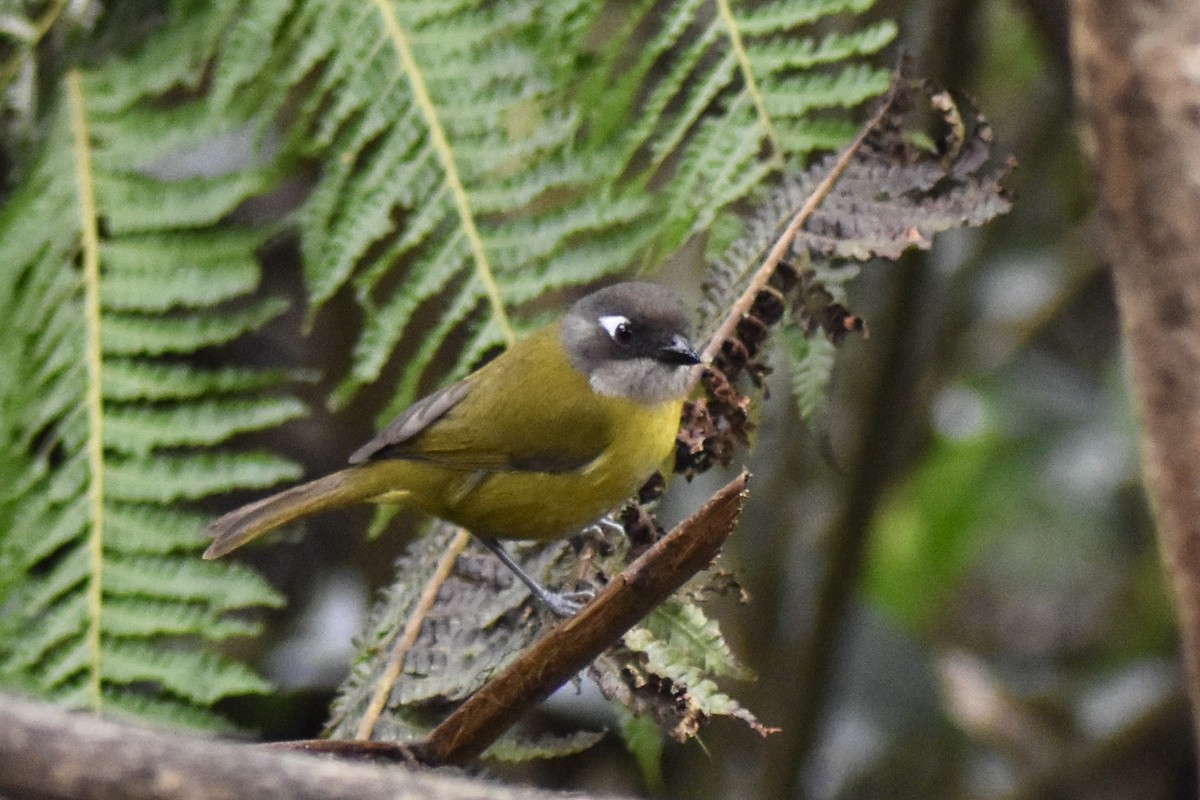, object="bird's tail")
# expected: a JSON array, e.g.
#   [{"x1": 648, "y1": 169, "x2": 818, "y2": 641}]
[{"x1": 202, "y1": 465, "x2": 398, "y2": 559}]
